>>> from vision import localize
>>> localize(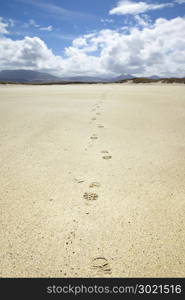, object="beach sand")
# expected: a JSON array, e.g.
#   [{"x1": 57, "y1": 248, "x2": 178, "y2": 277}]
[{"x1": 0, "y1": 83, "x2": 185, "y2": 277}]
